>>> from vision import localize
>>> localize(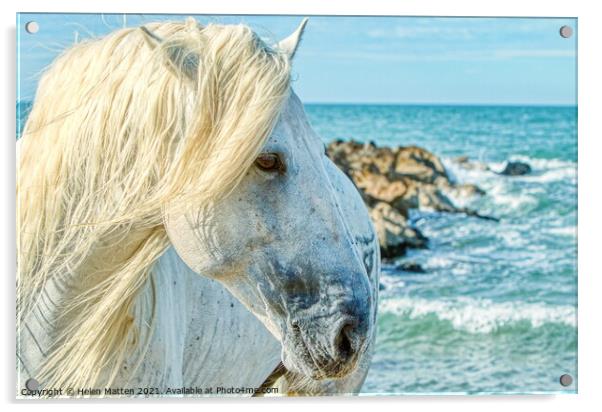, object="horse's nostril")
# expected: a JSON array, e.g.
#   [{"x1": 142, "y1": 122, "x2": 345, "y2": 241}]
[{"x1": 333, "y1": 323, "x2": 354, "y2": 361}]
